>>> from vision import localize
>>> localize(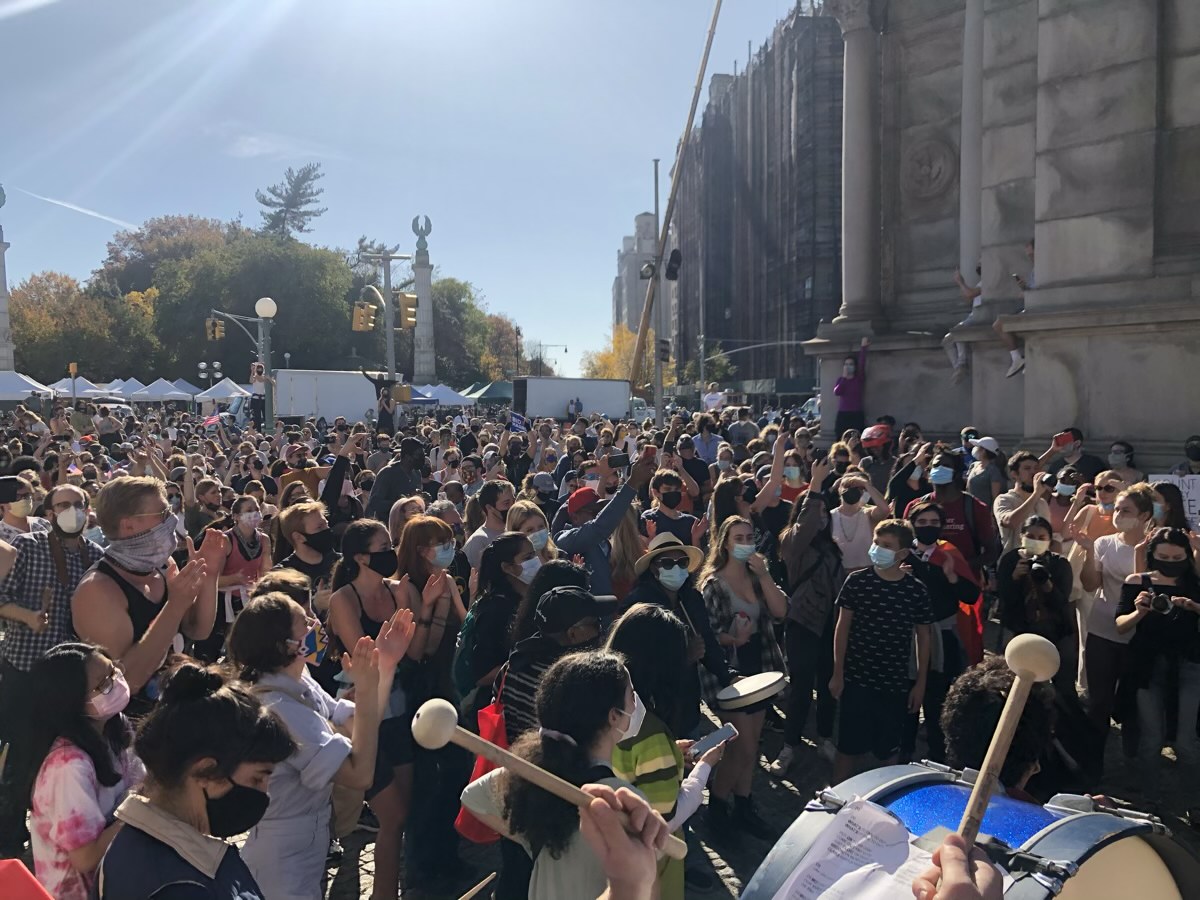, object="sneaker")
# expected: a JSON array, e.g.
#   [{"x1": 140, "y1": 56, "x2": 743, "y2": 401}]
[
  {"x1": 818, "y1": 739, "x2": 837, "y2": 763},
  {"x1": 326, "y1": 838, "x2": 344, "y2": 866},
  {"x1": 356, "y1": 805, "x2": 380, "y2": 833},
  {"x1": 1005, "y1": 356, "x2": 1026, "y2": 378},
  {"x1": 767, "y1": 744, "x2": 796, "y2": 777},
  {"x1": 734, "y1": 795, "x2": 777, "y2": 841}
]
